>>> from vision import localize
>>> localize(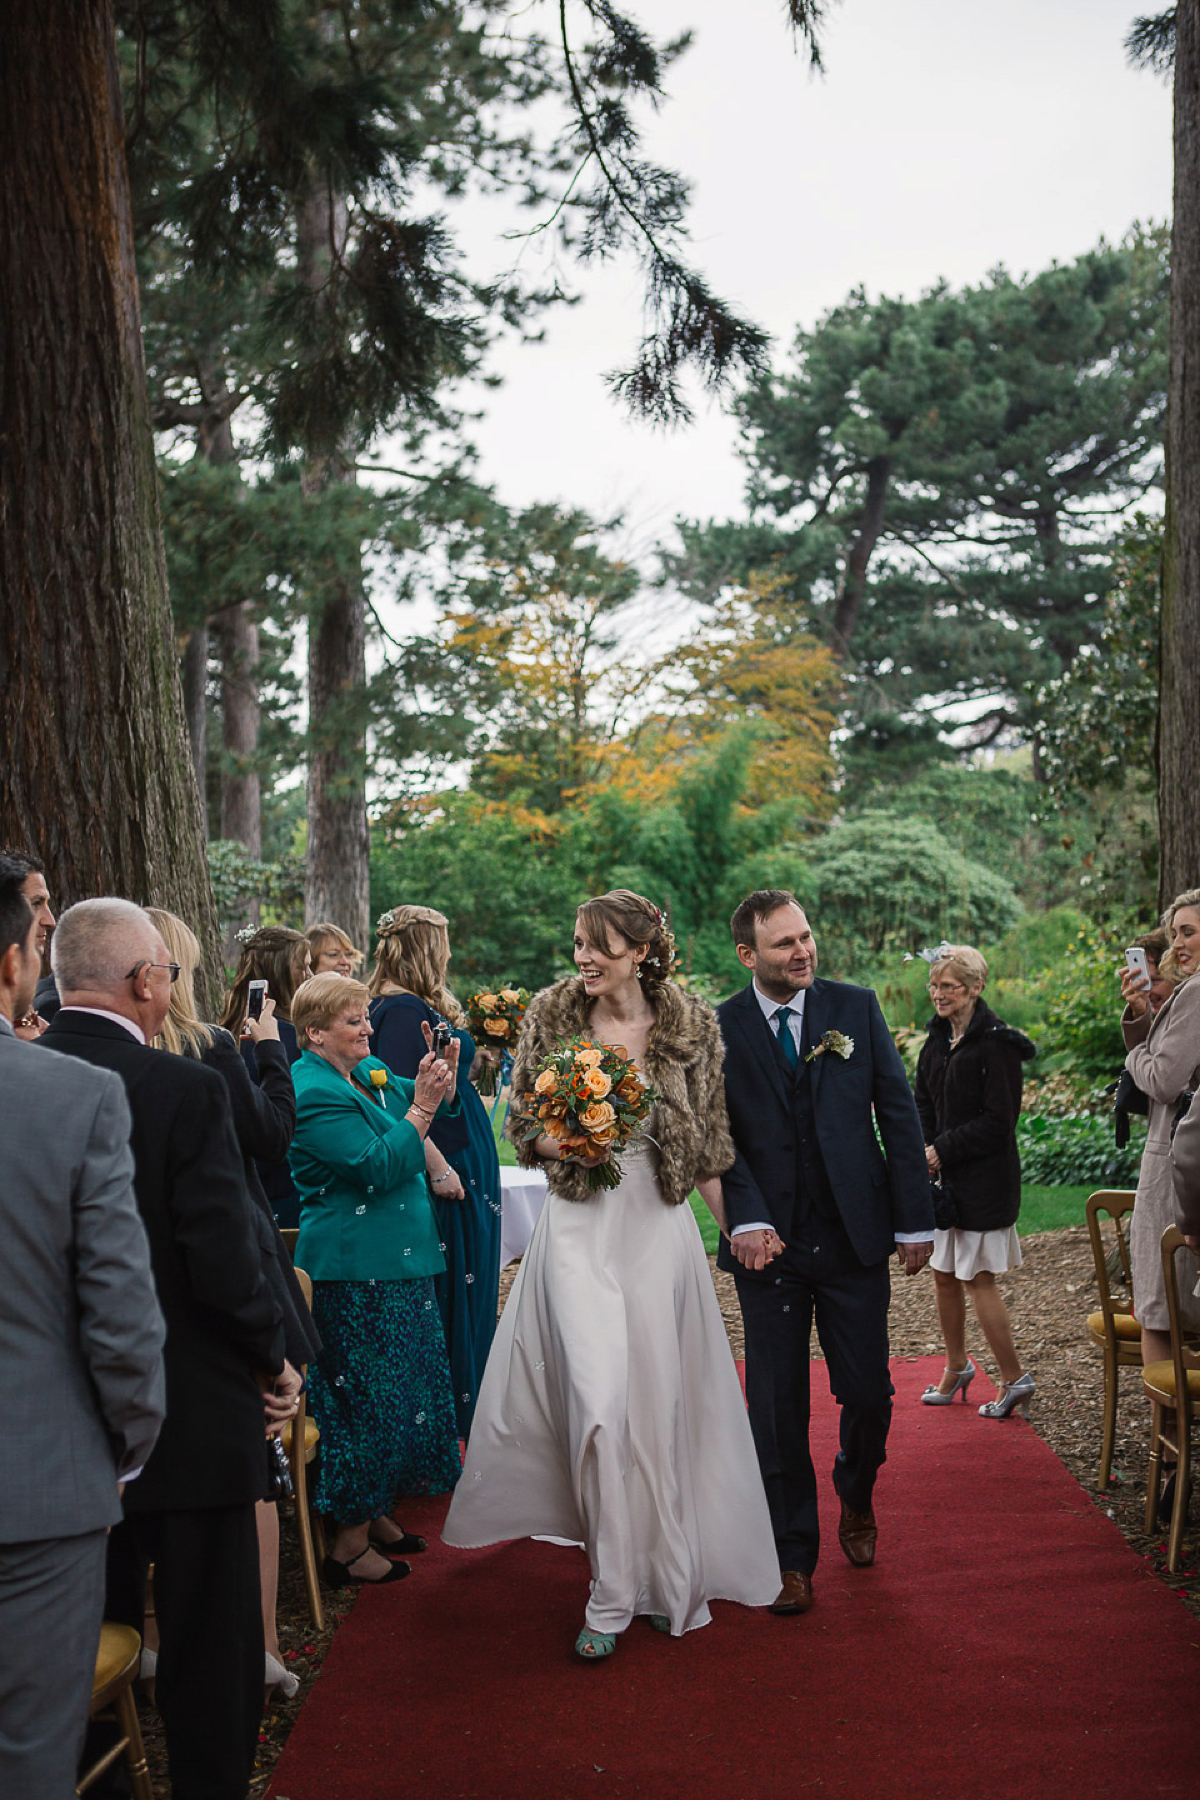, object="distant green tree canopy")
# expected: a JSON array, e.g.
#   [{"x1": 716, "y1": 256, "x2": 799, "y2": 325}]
[{"x1": 667, "y1": 232, "x2": 1167, "y2": 739}]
